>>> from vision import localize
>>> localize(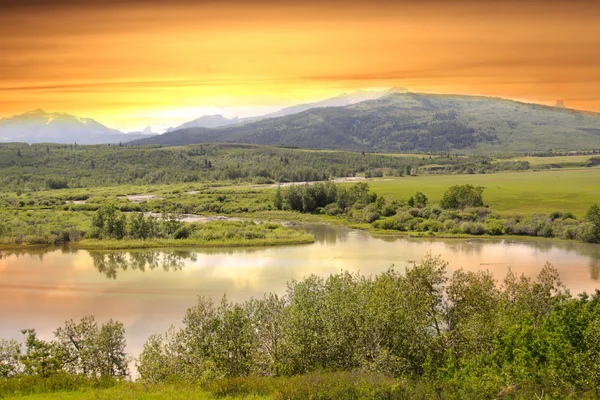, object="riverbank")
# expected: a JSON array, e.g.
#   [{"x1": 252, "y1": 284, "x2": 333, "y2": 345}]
[{"x1": 70, "y1": 234, "x2": 315, "y2": 250}]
